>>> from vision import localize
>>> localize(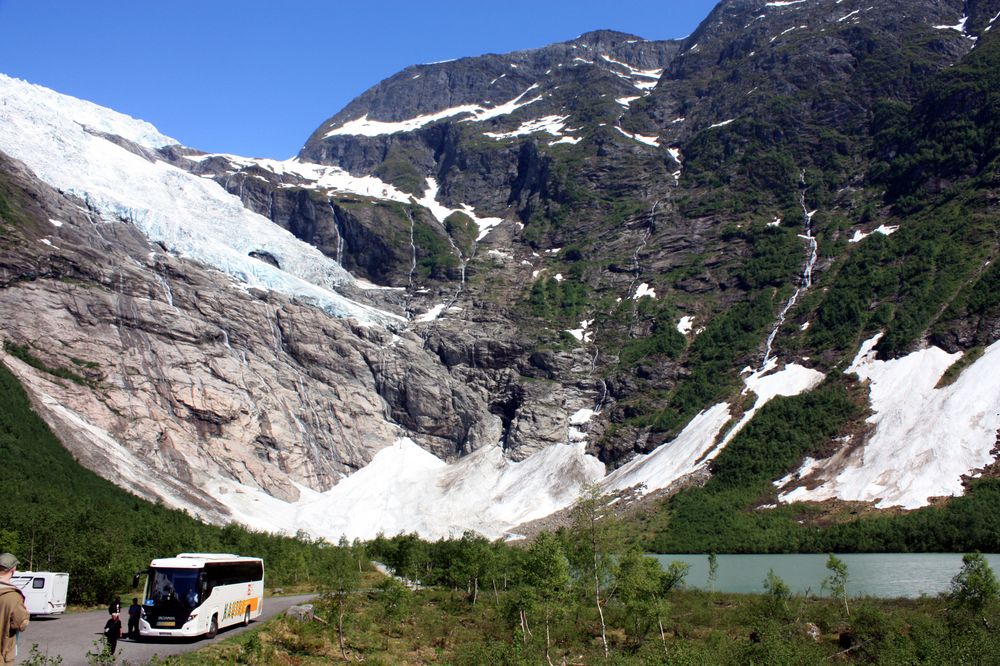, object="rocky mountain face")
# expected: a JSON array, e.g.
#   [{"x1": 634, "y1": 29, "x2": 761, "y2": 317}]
[{"x1": 2, "y1": 0, "x2": 1000, "y2": 540}]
